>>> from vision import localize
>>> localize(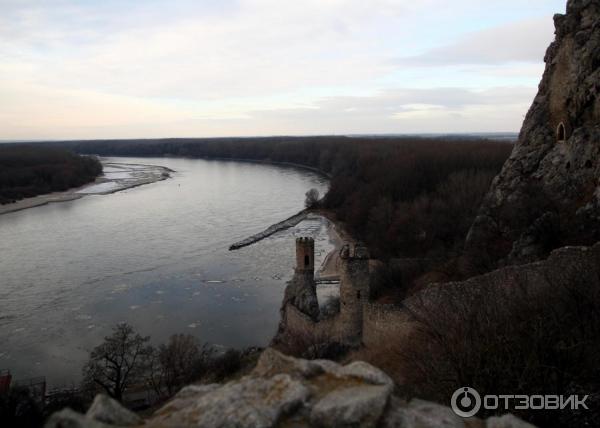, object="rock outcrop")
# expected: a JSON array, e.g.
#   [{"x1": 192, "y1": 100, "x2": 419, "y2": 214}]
[
  {"x1": 46, "y1": 349, "x2": 535, "y2": 428},
  {"x1": 466, "y1": 0, "x2": 600, "y2": 270}
]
